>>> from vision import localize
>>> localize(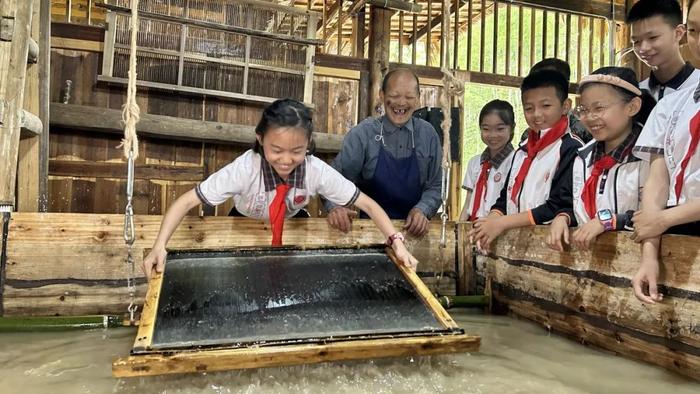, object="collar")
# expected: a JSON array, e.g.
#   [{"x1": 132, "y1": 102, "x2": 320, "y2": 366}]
[
  {"x1": 694, "y1": 77, "x2": 700, "y2": 103},
  {"x1": 260, "y1": 154, "x2": 306, "y2": 192},
  {"x1": 648, "y1": 62, "x2": 696, "y2": 90},
  {"x1": 381, "y1": 115, "x2": 415, "y2": 134},
  {"x1": 589, "y1": 123, "x2": 642, "y2": 167},
  {"x1": 481, "y1": 143, "x2": 514, "y2": 168}
]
